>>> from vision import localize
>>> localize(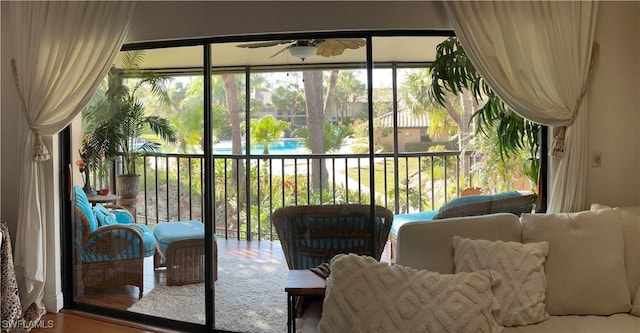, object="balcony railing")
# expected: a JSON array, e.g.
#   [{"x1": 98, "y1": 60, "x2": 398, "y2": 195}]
[{"x1": 104, "y1": 151, "x2": 476, "y2": 241}]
